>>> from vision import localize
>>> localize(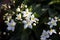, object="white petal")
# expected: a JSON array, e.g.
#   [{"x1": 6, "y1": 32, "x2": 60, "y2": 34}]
[
  {"x1": 46, "y1": 35, "x2": 50, "y2": 38},
  {"x1": 55, "y1": 20, "x2": 57, "y2": 22},
  {"x1": 11, "y1": 19, "x2": 14, "y2": 23},
  {"x1": 29, "y1": 12, "x2": 32, "y2": 14},
  {"x1": 22, "y1": 20, "x2": 27, "y2": 24},
  {"x1": 35, "y1": 18, "x2": 39, "y2": 21},
  {"x1": 54, "y1": 23, "x2": 57, "y2": 26},
  {"x1": 50, "y1": 25, "x2": 53, "y2": 28},
  {"x1": 7, "y1": 26, "x2": 12, "y2": 30},
  {"x1": 49, "y1": 31, "x2": 53, "y2": 35},
  {"x1": 22, "y1": 11, "x2": 26, "y2": 14},
  {"x1": 26, "y1": 9, "x2": 29, "y2": 12},
  {"x1": 16, "y1": 7, "x2": 20, "y2": 12},
  {"x1": 7, "y1": 23, "x2": 11, "y2": 27},
  {"x1": 51, "y1": 18, "x2": 54, "y2": 21},
  {"x1": 25, "y1": 17, "x2": 30, "y2": 20},
  {"x1": 52, "y1": 29, "x2": 56, "y2": 34},
  {"x1": 28, "y1": 25, "x2": 32, "y2": 29},
  {"x1": 40, "y1": 37, "x2": 47, "y2": 40},
  {"x1": 43, "y1": 30, "x2": 46, "y2": 33},
  {"x1": 24, "y1": 24, "x2": 28, "y2": 29},
  {"x1": 11, "y1": 27, "x2": 15, "y2": 31},
  {"x1": 47, "y1": 22, "x2": 51, "y2": 25}
]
